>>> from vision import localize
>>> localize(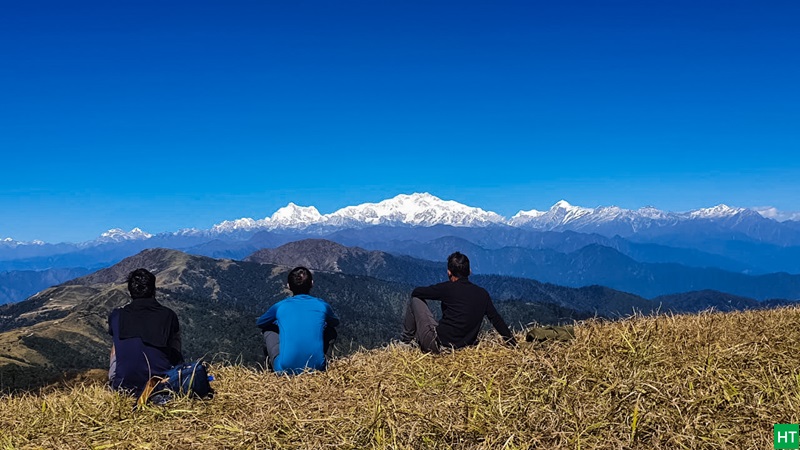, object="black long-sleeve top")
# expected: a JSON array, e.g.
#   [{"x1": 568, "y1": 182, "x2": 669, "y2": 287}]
[{"x1": 412, "y1": 277, "x2": 517, "y2": 348}]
